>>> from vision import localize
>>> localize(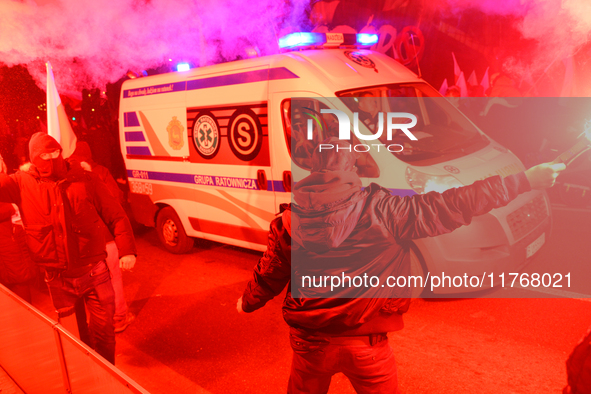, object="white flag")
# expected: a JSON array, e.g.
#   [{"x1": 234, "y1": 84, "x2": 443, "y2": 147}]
[
  {"x1": 439, "y1": 78, "x2": 449, "y2": 95},
  {"x1": 452, "y1": 52, "x2": 461, "y2": 84},
  {"x1": 46, "y1": 62, "x2": 77, "y2": 158},
  {"x1": 467, "y1": 70, "x2": 478, "y2": 87},
  {"x1": 480, "y1": 67, "x2": 490, "y2": 93},
  {"x1": 457, "y1": 71, "x2": 468, "y2": 97}
]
